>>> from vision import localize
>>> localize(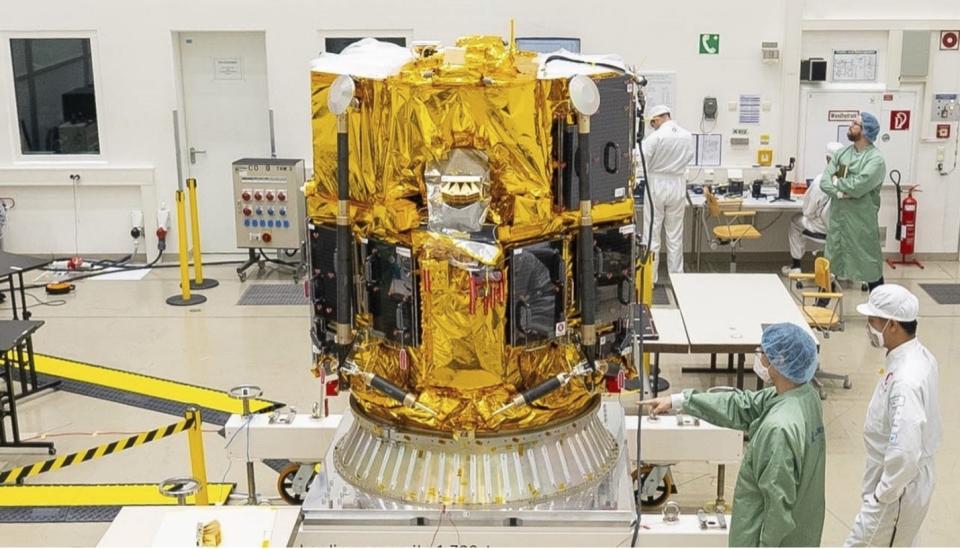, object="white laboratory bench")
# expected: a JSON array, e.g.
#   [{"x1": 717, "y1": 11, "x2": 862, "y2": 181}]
[{"x1": 687, "y1": 188, "x2": 803, "y2": 271}]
